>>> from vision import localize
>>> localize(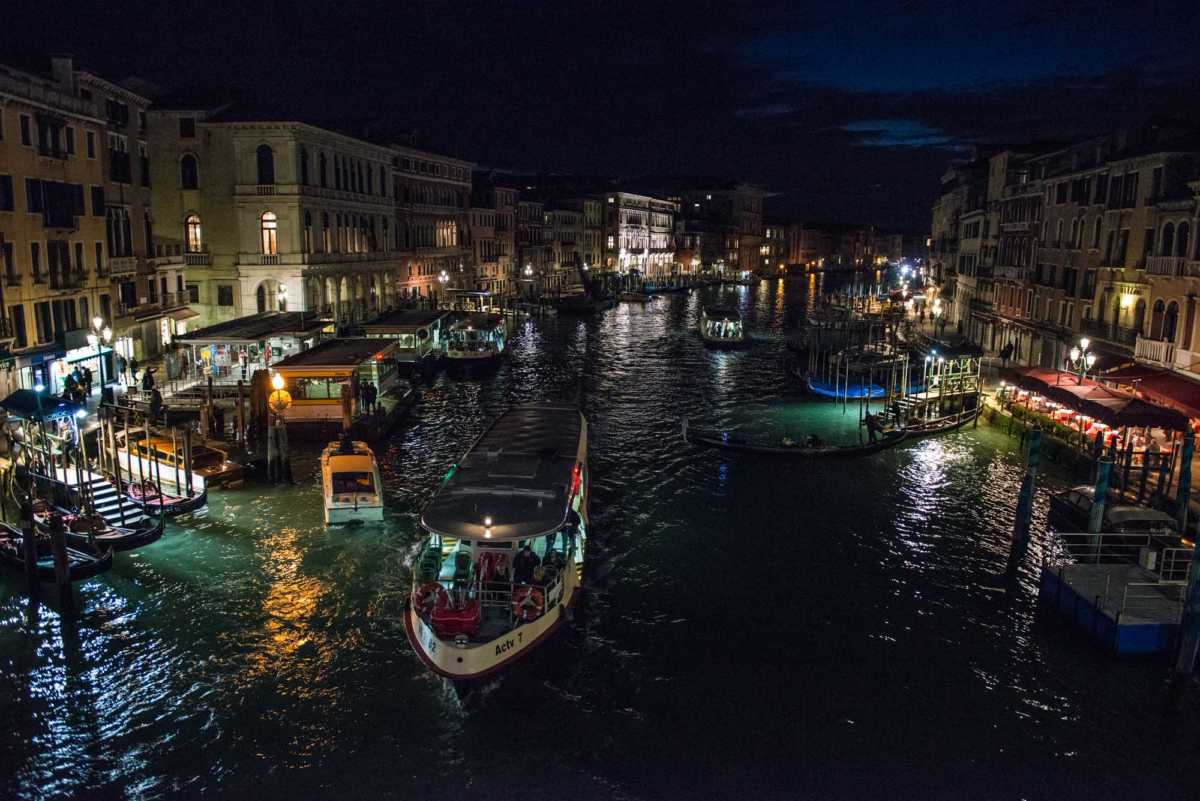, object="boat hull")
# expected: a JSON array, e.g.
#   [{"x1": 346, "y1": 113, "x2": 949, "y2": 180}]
[
  {"x1": 404, "y1": 571, "x2": 581, "y2": 681},
  {"x1": 700, "y1": 333, "x2": 747, "y2": 349},
  {"x1": 324, "y1": 503, "x2": 384, "y2": 525}
]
